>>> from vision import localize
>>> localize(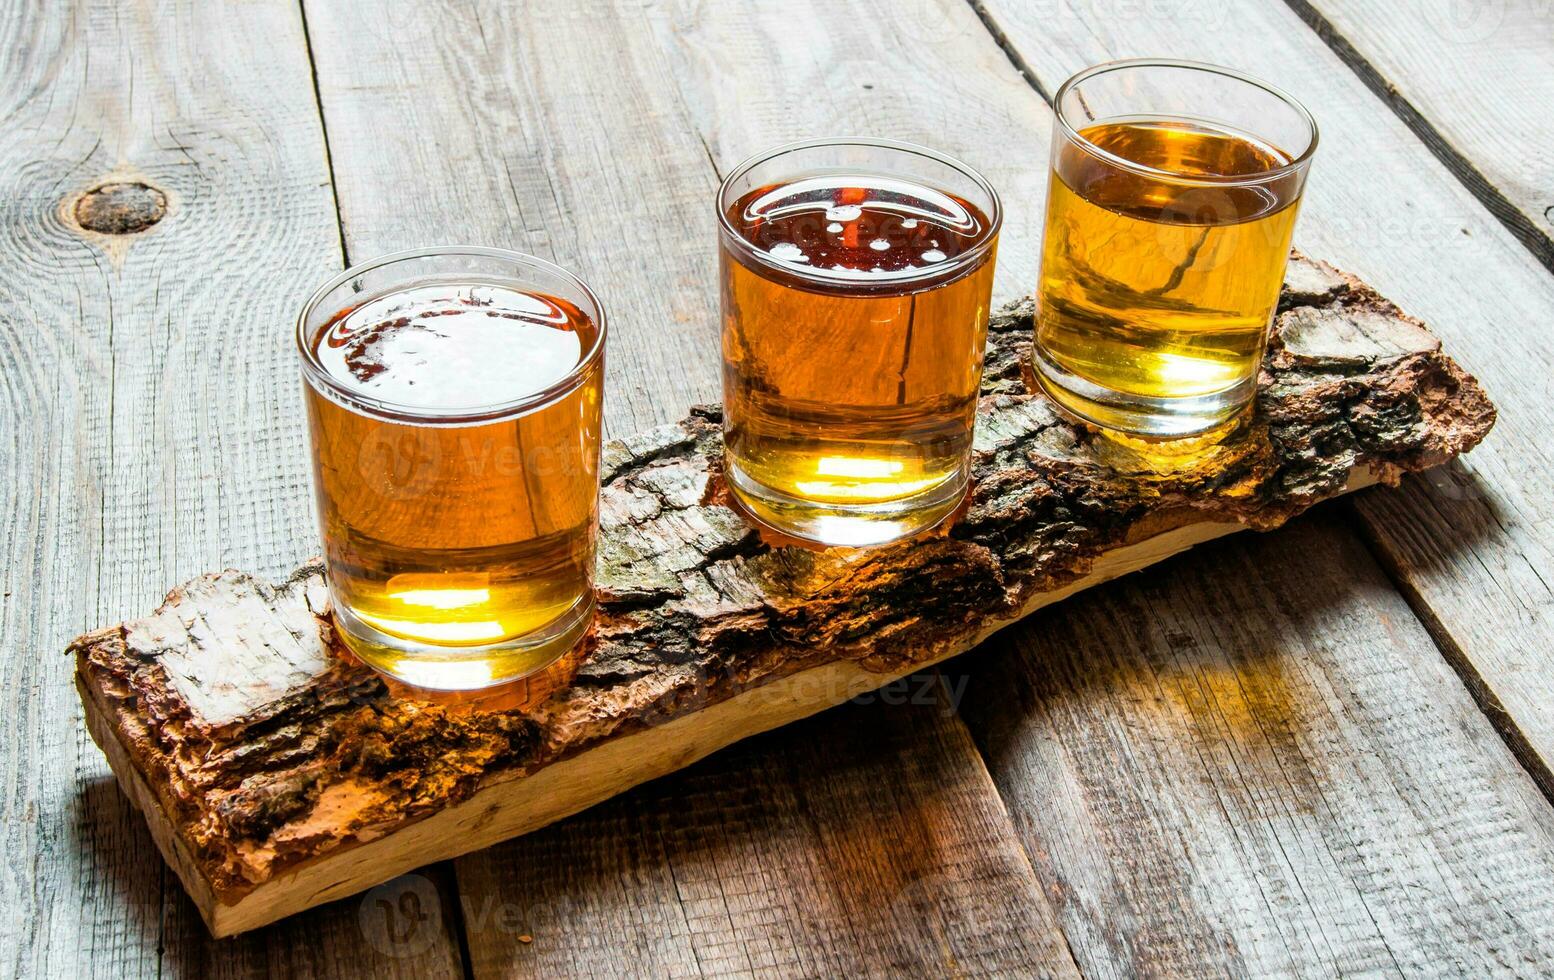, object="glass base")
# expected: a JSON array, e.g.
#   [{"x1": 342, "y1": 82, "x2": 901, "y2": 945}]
[
  {"x1": 330, "y1": 590, "x2": 594, "y2": 691},
  {"x1": 725, "y1": 460, "x2": 967, "y2": 548},
  {"x1": 1030, "y1": 346, "x2": 1256, "y2": 438}
]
